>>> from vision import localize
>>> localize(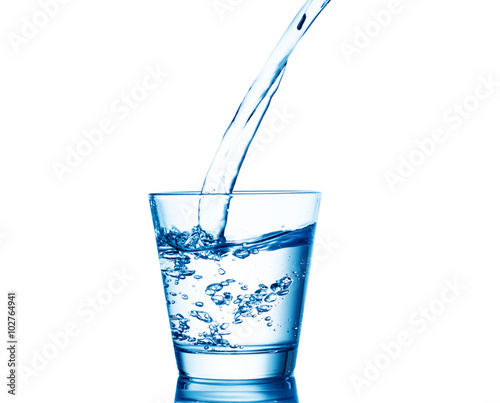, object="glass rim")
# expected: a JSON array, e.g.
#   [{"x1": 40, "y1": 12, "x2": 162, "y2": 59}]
[{"x1": 149, "y1": 190, "x2": 321, "y2": 197}]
